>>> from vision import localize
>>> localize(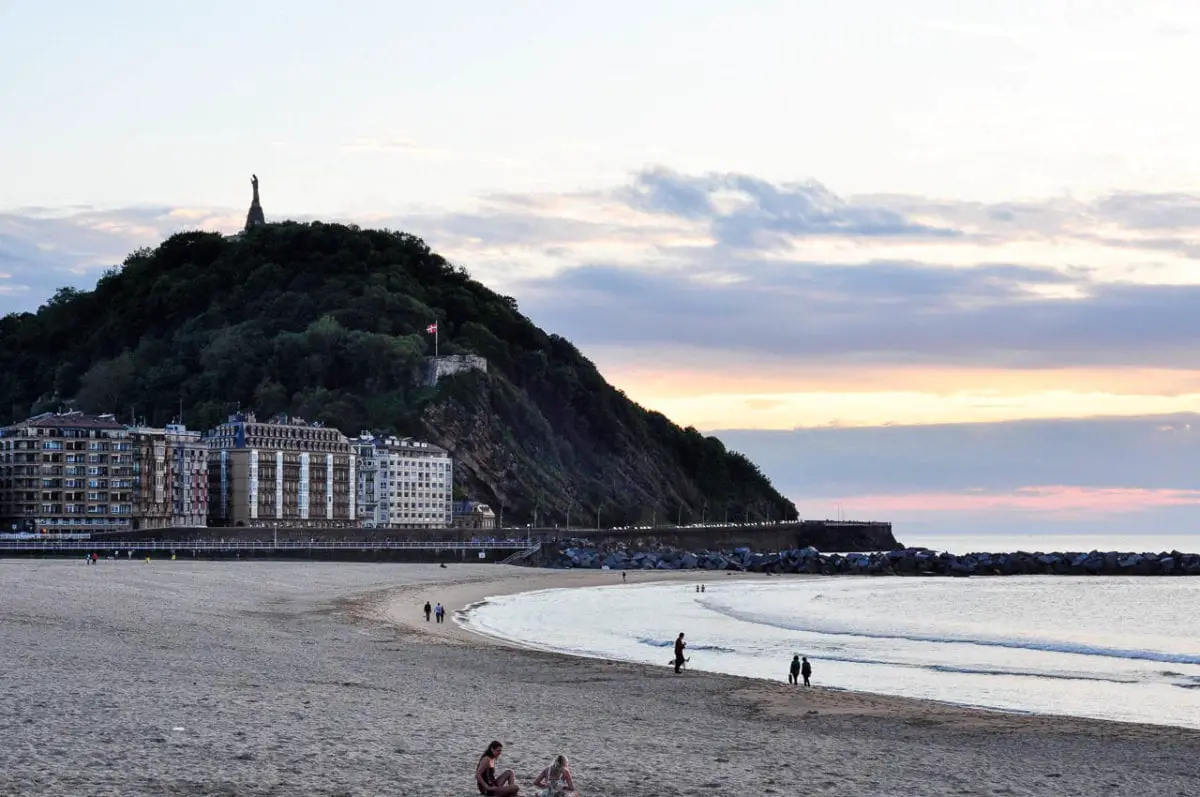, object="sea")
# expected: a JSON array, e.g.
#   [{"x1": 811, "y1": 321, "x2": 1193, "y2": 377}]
[{"x1": 461, "y1": 572, "x2": 1200, "y2": 730}]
